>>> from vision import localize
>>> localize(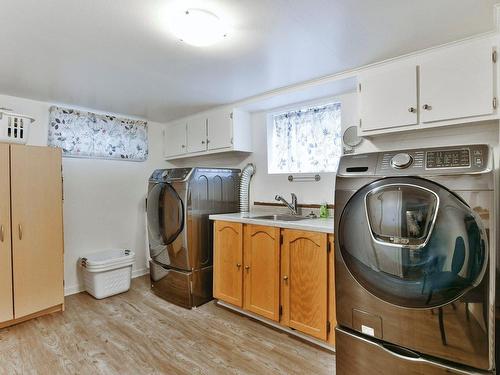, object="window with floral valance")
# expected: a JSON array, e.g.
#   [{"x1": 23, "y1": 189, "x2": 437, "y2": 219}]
[{"x1": 267, "y1": 102, "x2": 342, "y2": 174}]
